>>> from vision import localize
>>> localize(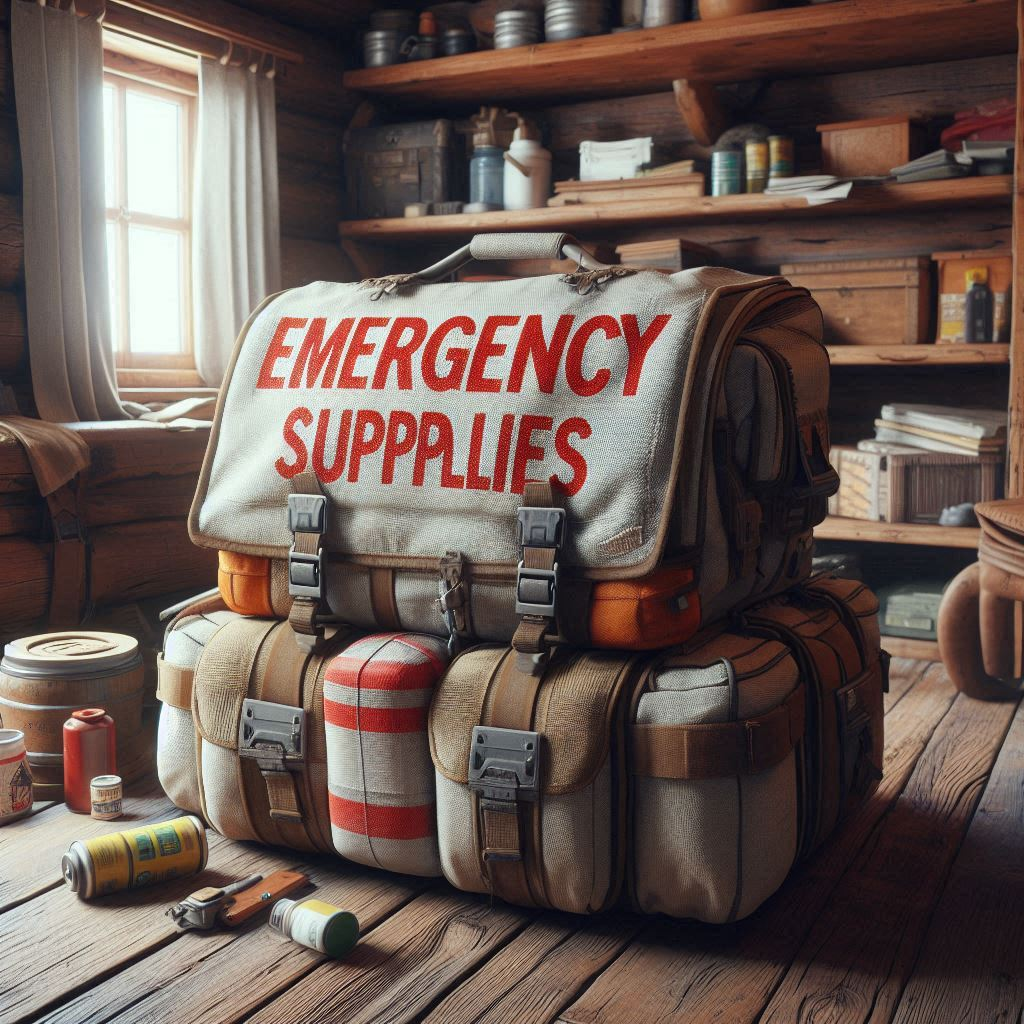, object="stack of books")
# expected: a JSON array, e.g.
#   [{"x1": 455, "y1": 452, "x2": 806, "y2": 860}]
[
  {"x1": 548, "y1": 169, "x2": 705, "y2": 207},
  {"x1": 615, "y1": 238, "x2": 717, "y2": 272},
  {"x1": 763, "y1": 176, "x2": 854, "y2": 204},
  {"x1": 873, "y1": 403, "x2": 1006, "y2": 456}
]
